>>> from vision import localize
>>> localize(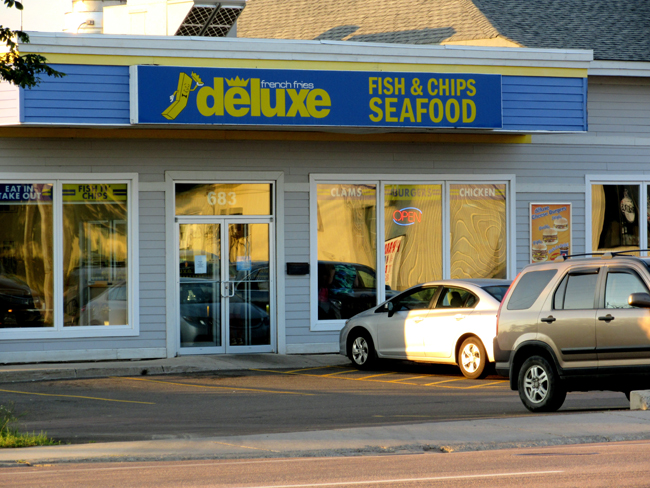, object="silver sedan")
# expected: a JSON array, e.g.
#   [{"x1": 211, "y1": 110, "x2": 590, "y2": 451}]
[{"x1": 339, "y1": 279, "x2": 511, "y2": 379}]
